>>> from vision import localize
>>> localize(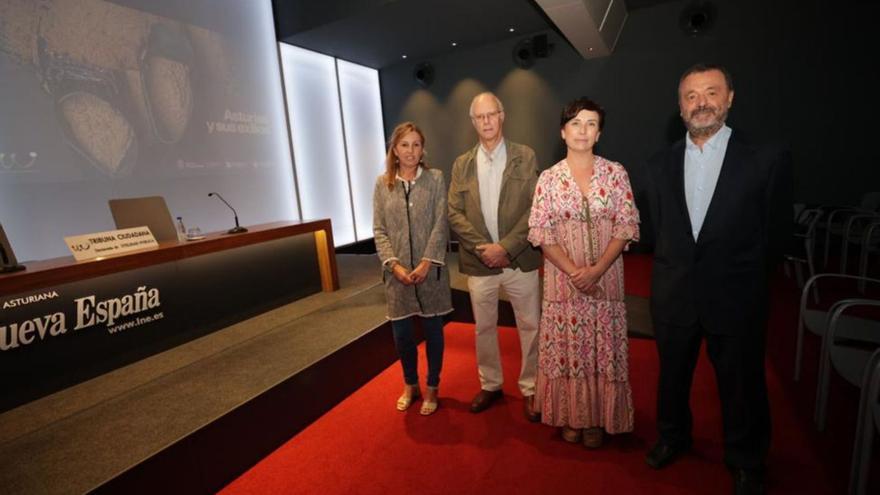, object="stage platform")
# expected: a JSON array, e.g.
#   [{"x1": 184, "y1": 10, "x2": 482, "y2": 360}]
[
  {"x1": 0, "y1": 254, "x2": 388, "y2": 494},
  {"x1": 0, "y1": 253, "x2": 652, "y2": 494}
]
